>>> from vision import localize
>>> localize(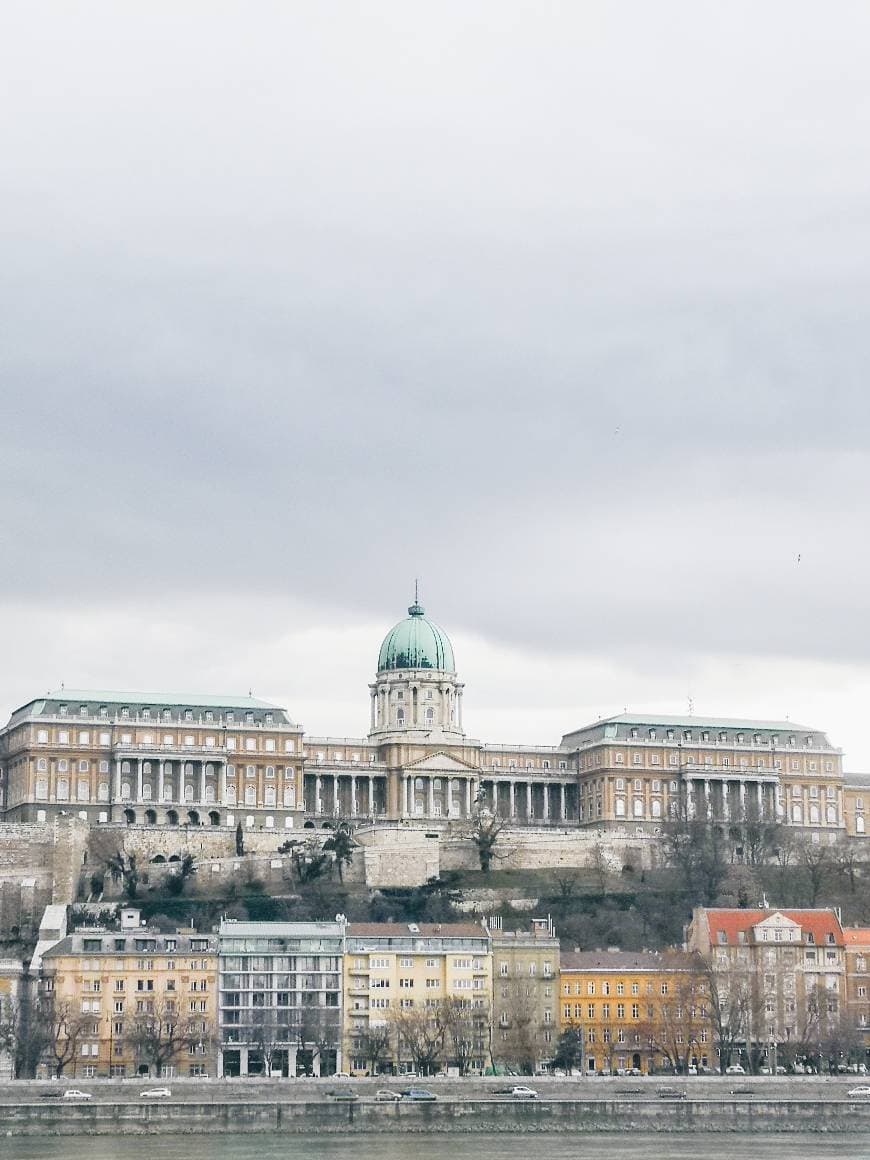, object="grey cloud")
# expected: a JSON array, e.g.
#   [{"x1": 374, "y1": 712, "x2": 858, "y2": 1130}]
[{"x1": 2, "y1": 1, "x2": 870, "y2": 689}]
